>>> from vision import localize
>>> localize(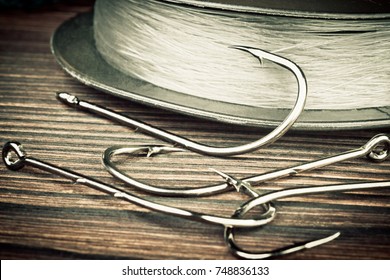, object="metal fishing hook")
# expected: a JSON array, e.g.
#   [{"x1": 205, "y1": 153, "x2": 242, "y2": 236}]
[
  {"x1": 101, "y1": 134, "x2": 389, "y2": 258},
  {"x1": 102, "y1": 134, "x2": 390, "y2": 197},
  {"x1": 224, "y1": 180, "x2": 390, "y2": 259},
  {"x1": 219, "y1": 133, "x2": 390, "y2": 258},
  {"x1": 56, "y1": 46, "x2": 307, "y2": 157},
  {"x1": 1, "y1": 141, "x2": 275, "y2": 228}
]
